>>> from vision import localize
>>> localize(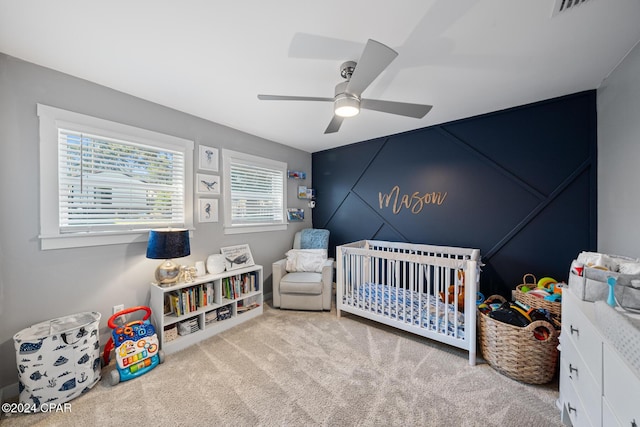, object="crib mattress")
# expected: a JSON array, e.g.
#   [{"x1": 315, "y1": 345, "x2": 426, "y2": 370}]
[{"x1": 342, "y1": 283, "x2": 465, "y2": 338}]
